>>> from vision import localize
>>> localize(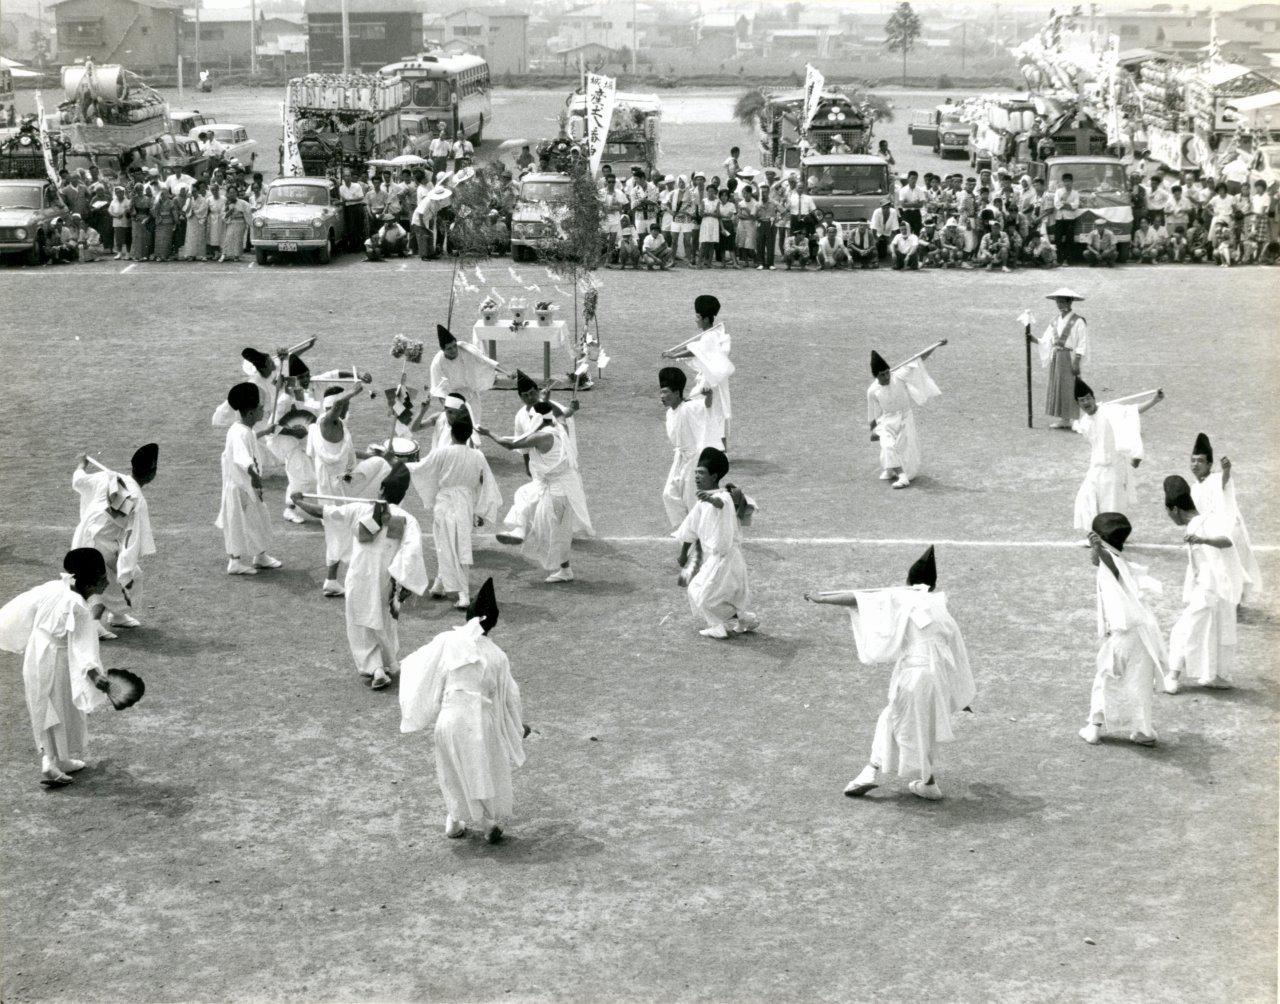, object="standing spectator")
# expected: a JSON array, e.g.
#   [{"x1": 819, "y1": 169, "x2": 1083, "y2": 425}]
[
  {"x1": 108, "y1": 186, "x2": 131, "y2": 260},
  {"x1": 1052, "y1": 172, "x2": 1081, "y2": 264},
  {"x1": 1081, "y1": 218, "x2": 1117, "y2": 267},
  {"x1": 674, "y1": 175, "x2": 699, "y2": 262},
  {"x1": 206, "y1": 182, "x2": 226, "y2": 260},
  {"x1": 1128, "y1": 173, "x2": 1149, "y2": 232},
  {"x1": 1165, "y1": 184, "x2": 1193, "y2": 235},
  {"x1": 129, "y1": 182, "x2": 153, "y2": 261},
  {"x1": 876, "y1": 139, "x2": 895, "y2": 167},
  {"x1": 515, "y1": 144, "x2": 535, "y2": 172},
  {"x1": 339, "y1": 168, "x2": 367, "y2": 252},
  {"x1": 364, "y1": 175, "x2": 388, "y2": 229},
  {"x1": 429, "y1": 127, "x2": 451, "y2": 177},
  {"x1": 716, "y1": 188, "x2": 738, "y2": 268},
  {"x1": 976, "y1": 219, "x2": 1011, "y2": 271},
  {"x1": 1207, "y1": 182, "x2": 1235, "y2": 243},
  {"x1": 889, "y1": 220, "x2": 920, "y2": 270},
  {"x1": 869, "y1": 197, "x2": 900, "y2": 259},
  {"x1": 784, "y1": 176, "x2": 817, "y2": 258},
  {"x1": 735, "y1": 185, "x2": 758, "y2": 268},
  {"x1": 697, "y1": 183, "x2": 721, "y2": 268},
  {"x1": 180, "y1": 180, "x2": 210, "y2": 261},
  {"x1": 152, "y1": 187, "x2": 179, "y2": 262},
  {"x1": 85, "y1": 167, "x2": 112, "y2": 253},
  {"x1": 755, "y1": 185, "x2": 777, "y2": 270},
  {"x1": 723, "y1": 146, "x2": 740, "y2": 179},
  {"x1": 601, "y1": 175, "x2": 627, "y2": 262},
  {"x1": 658, "y1": 175, "x2": 677, "y2": 254},
  {"x1": 451, "y1": 133, "x2": 474, "y2": 168},
  {"x1": 897, "y1": 170, "x2": 927, "y2": 236},
  {"x1": 1146, "y1": 174, "x2": 1171, "y2": 227},
  {"x1": 221, "y1": 185, "x2": 252, "y2": 262}
]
